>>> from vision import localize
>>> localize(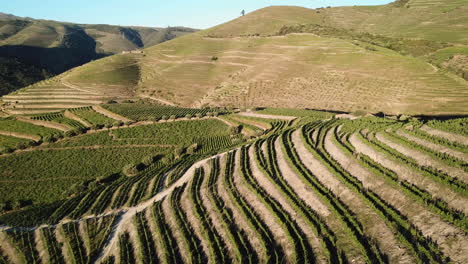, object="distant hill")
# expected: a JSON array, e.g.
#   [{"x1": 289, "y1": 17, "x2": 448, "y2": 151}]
[
  {"x1": 3, "y1": 0, "x2": 467, "y2": 115},
  {"x1": 0, "y1": 13, "x2": 197, "y2": 95}
]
